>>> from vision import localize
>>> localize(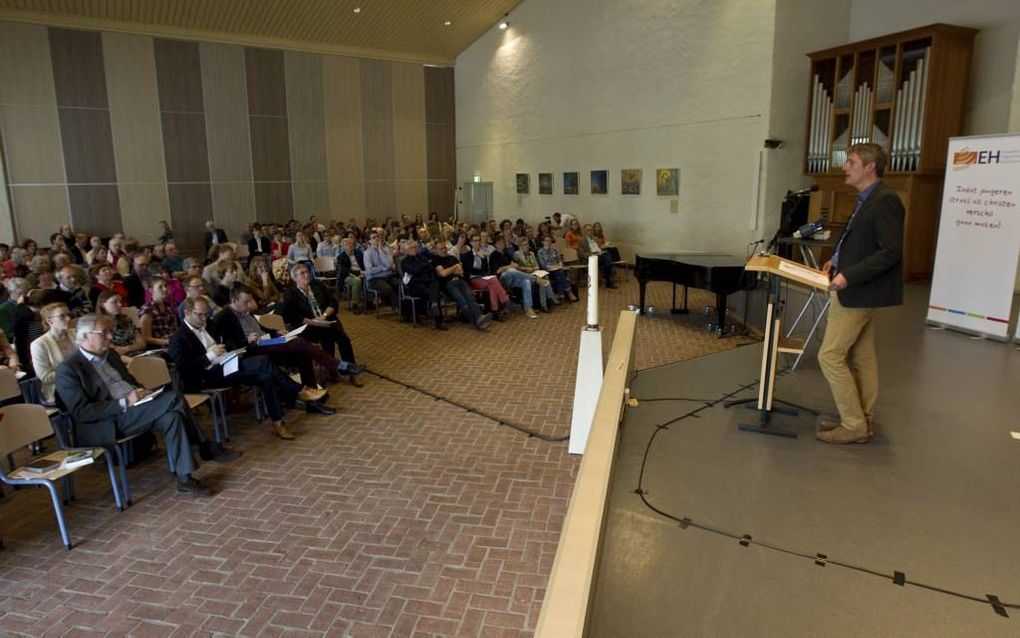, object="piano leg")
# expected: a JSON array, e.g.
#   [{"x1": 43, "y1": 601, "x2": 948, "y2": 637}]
[
  {"x1": 670, "y1": 284, "x2": 689, "y2": 315},
  {"x1": 638, "y1": 281, "x2": 648, "y2": 314},
  {"x1": 713, "y1": 292, "x2": 728, "y2": 337}
]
